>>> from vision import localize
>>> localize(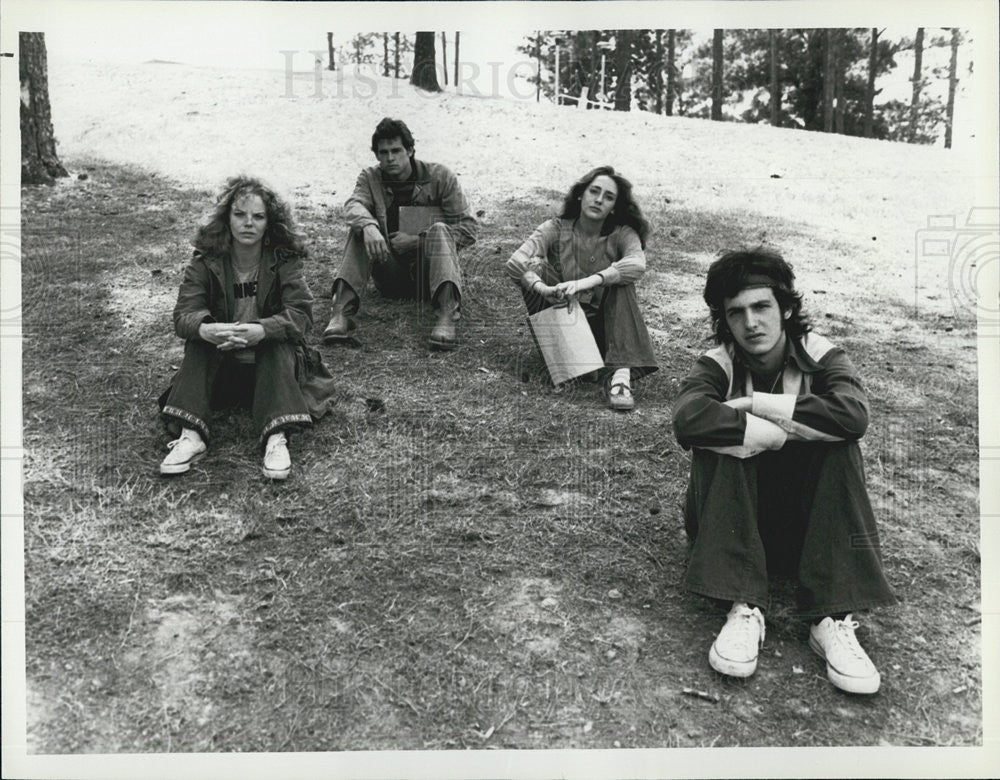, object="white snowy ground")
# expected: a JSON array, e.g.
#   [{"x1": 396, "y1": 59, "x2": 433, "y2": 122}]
[{"x1": 47, "y1": 60, "x2": 991, "y2": 326}]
